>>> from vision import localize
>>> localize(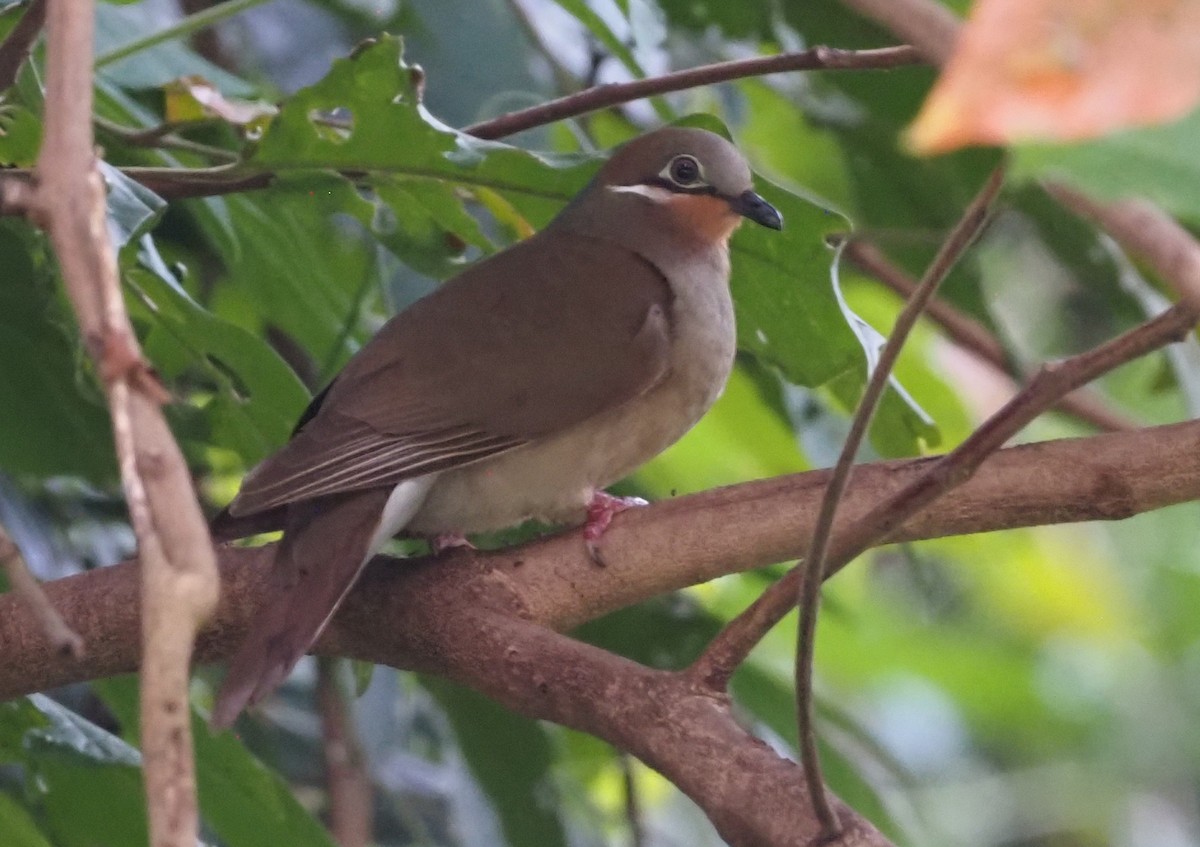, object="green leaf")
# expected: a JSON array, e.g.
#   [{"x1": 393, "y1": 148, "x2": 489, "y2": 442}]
[
  {"x1": 355, "y1": 177, "x2": 490, "y2": 279},
  {"x1": 94, "y1": 1, "x2": 257, "y2": 94},
  {"x1": 0, "y1": 698, "x2": 50, "y2": 762},
  {"x1": 128, "y1": 235, "x2": 310, "y2": 462},
  {"x1": 205, "y1": 177, "x2": 384, "y2": 379},
  {"x1": 103, "y1": 162, "x2": 167, "y2": 248},
  {"x1": 0, "y1": 792, "x2": 54, "y2": 847},
  {"x1": 251, "y1": 34, "x2": 594, "y2": 212},
  {"x1": 422, "y1": 677, "x2": 569, "y2": 847},
  {"x1": 95, "y1": 677, "x2": 338, "y2": 847},
  {"x1": 1012, "y1": 106, "x2": 1200, "y2": 226},
  {"x1": 351, "y1": 660, "x2": 375, "y2": 698},
  {"x1": 0, "y1": 105, "x2": 42, "y2": 167},
  {"x1": 0, "y1": 223, "x2": 116, "y2": 479},
  {"x1": 24, "y1": 694, "x2": 148, "y2": 847}
]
